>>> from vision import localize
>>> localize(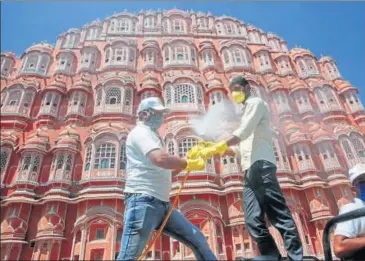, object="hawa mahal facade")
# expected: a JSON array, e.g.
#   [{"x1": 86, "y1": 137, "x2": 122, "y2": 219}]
[{"x1": 1, "y1": 8, "x2": 365, "y2": 261}]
